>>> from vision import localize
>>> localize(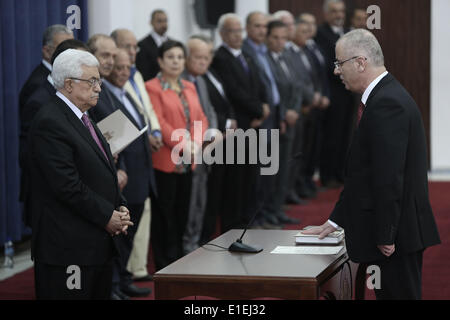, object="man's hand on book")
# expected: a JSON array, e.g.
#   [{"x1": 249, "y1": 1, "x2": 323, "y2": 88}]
[{"x1": 302, "y1": 221, "x2": 337, "y2": 239}]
